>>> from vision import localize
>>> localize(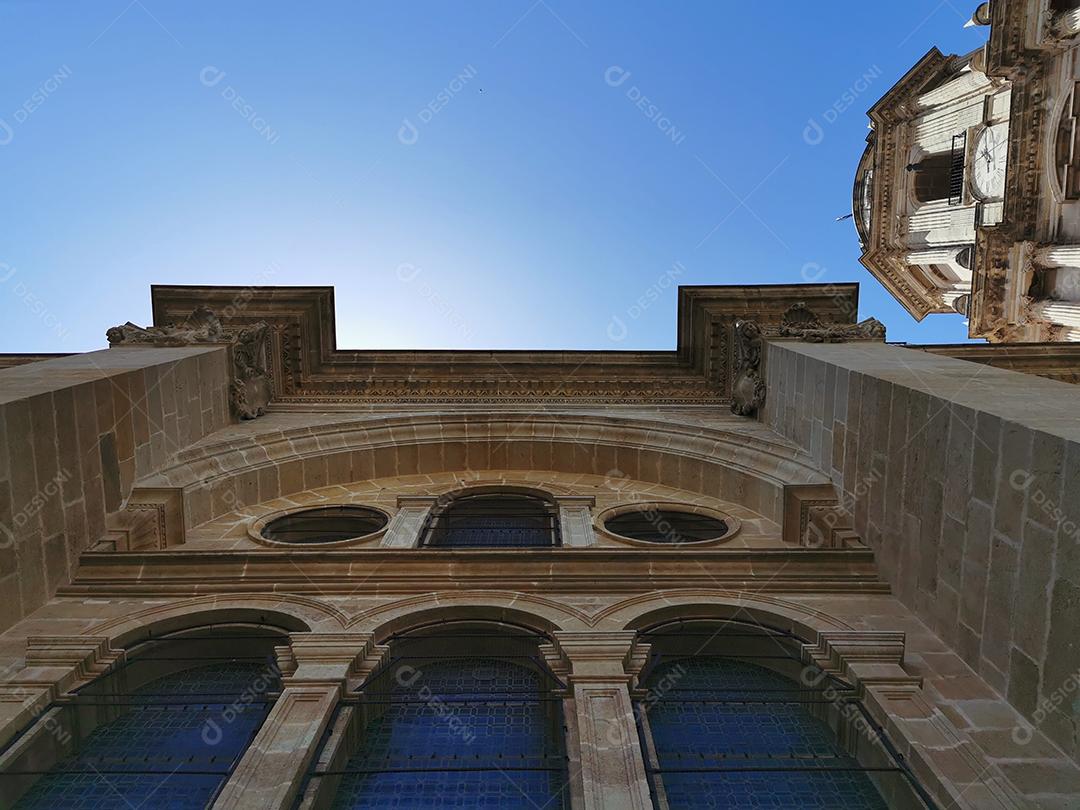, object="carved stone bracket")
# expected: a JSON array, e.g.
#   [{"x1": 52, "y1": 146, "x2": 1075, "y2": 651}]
[
  {"x1": 730, "y1": 319, "x2": 766, "y2": 417},
  {"x1": 107, "y1": 305, "x2": 273, "y2": 420},
  {"x1": 731, "y1": 304, "x2": 887, "y2": 419}
]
